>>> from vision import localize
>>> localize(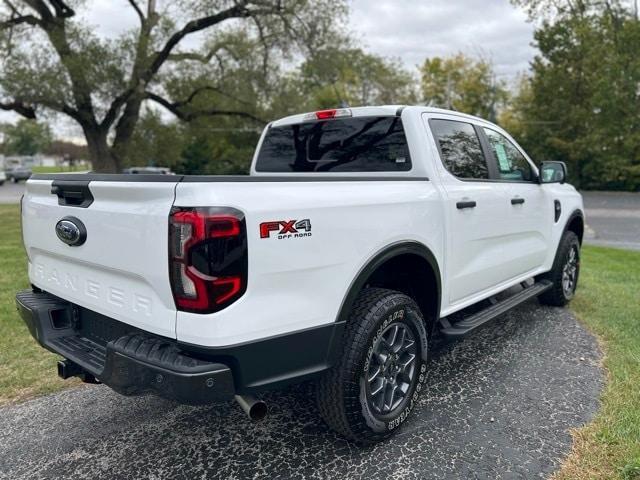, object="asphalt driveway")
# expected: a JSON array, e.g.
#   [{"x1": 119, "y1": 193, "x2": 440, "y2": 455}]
[
  {"x1": 0, "y1": 302, "x2": 602, "y2": 480},
  {"x1": 0, "y1": 181, "x2": 24, "y2": 204},
  {"x1": 582, "y1": 191, "x2": 640, "y2": 250}
]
